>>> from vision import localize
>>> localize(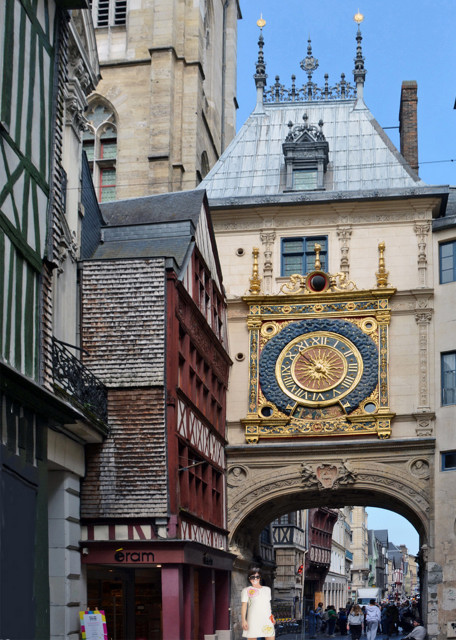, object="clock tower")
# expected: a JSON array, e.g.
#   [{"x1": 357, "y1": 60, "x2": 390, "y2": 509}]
[{"x1": 242, "y1": 243, "x2": 395, "y2": 442}]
